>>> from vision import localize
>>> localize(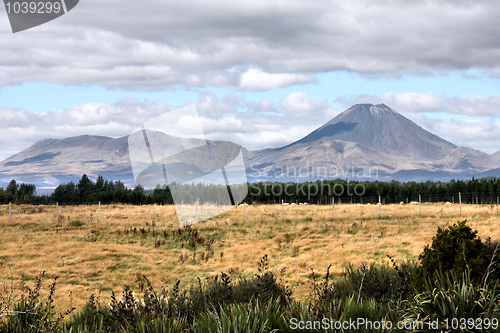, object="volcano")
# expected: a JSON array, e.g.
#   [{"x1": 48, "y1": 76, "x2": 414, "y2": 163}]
[{"x1": 245, "y1": 104, "x2": 499, "y2": 181}]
